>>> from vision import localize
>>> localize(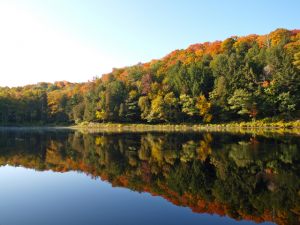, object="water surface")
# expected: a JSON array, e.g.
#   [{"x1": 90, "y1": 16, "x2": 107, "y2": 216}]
[{"x1": 0, "y1": 128, "x2": 299, "y2": 225}]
